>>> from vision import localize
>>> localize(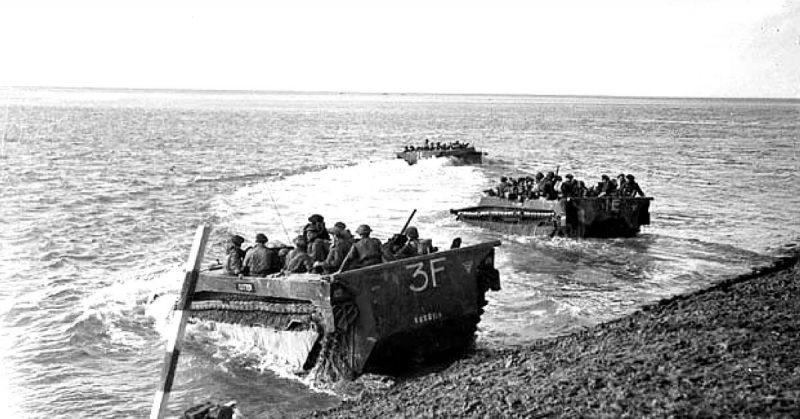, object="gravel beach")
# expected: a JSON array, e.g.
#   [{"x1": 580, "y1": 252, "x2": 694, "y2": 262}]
[{"x1": 311, "y1": 250, "x2": 799, "y2": 418}]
